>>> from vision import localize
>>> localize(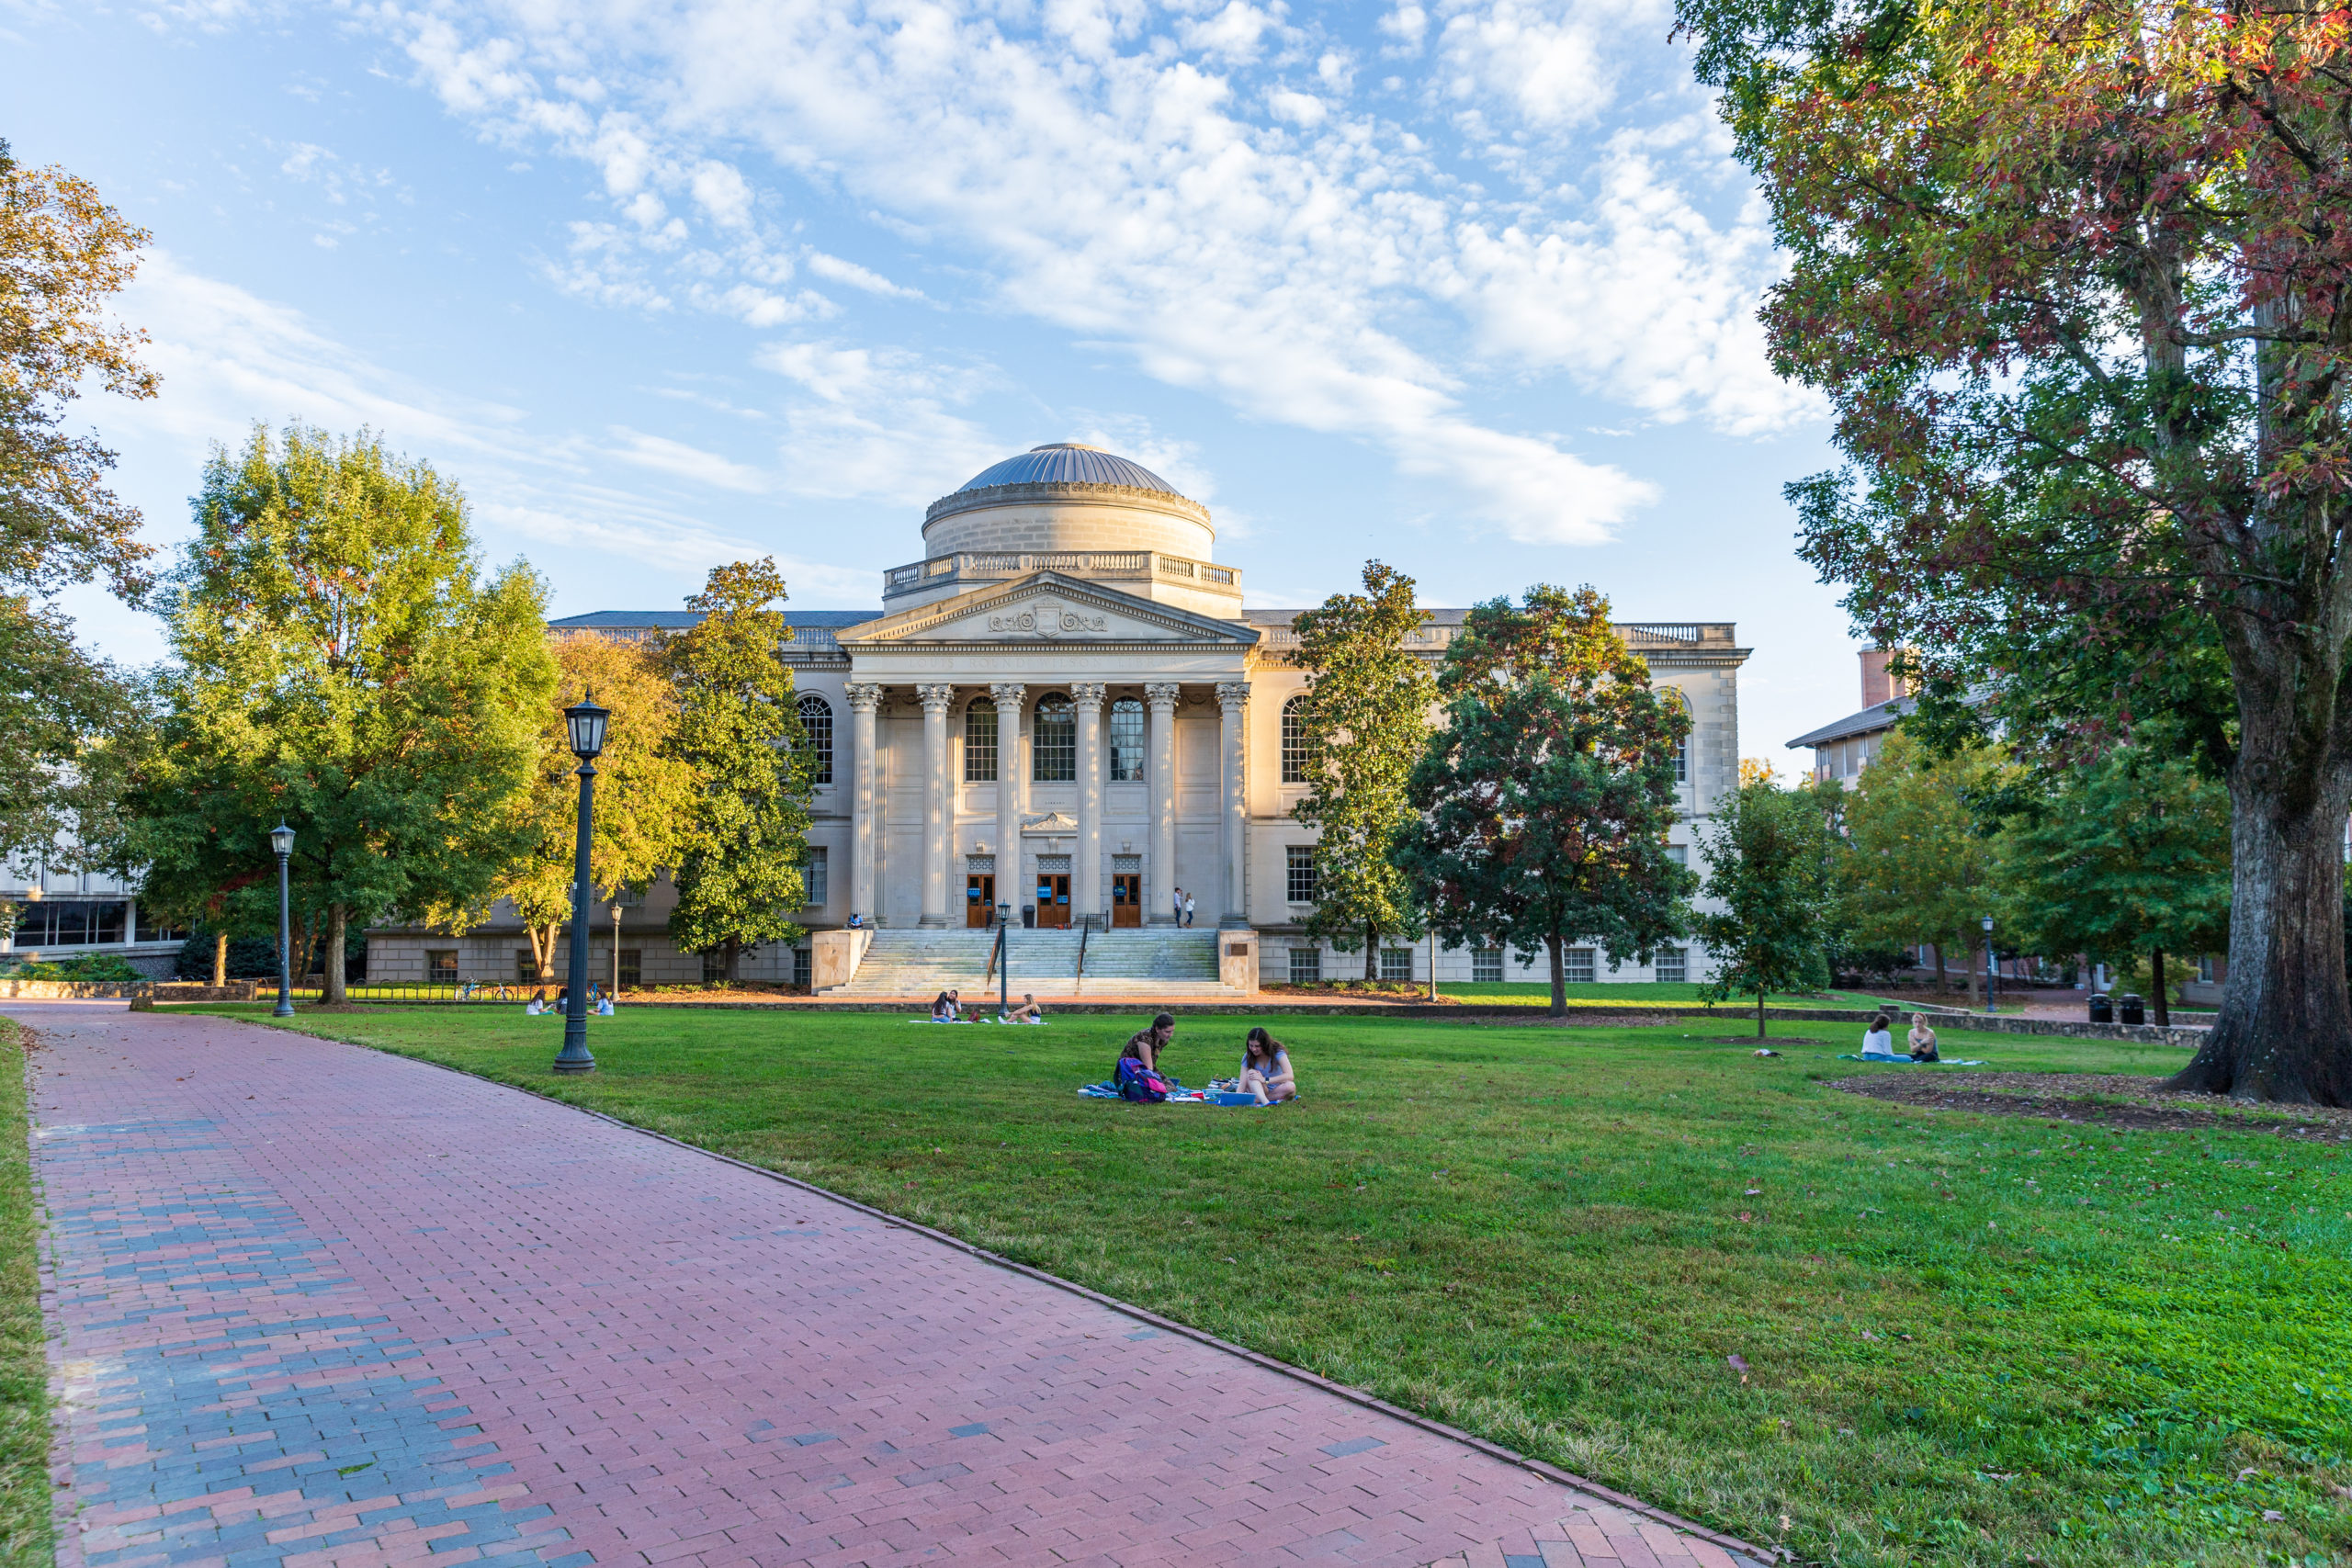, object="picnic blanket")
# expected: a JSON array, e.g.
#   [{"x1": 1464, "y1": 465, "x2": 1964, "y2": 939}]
[
  {"x1": 1837, "y1": 1054, "x2": 1989, "y2": 1066},
  {"x1": 1080, "y1": 1080, "x2": 1208, "y2": 1102},
  {"x1": 908, "y1": 1016, "x2": 1048, "y2": 1023}
]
